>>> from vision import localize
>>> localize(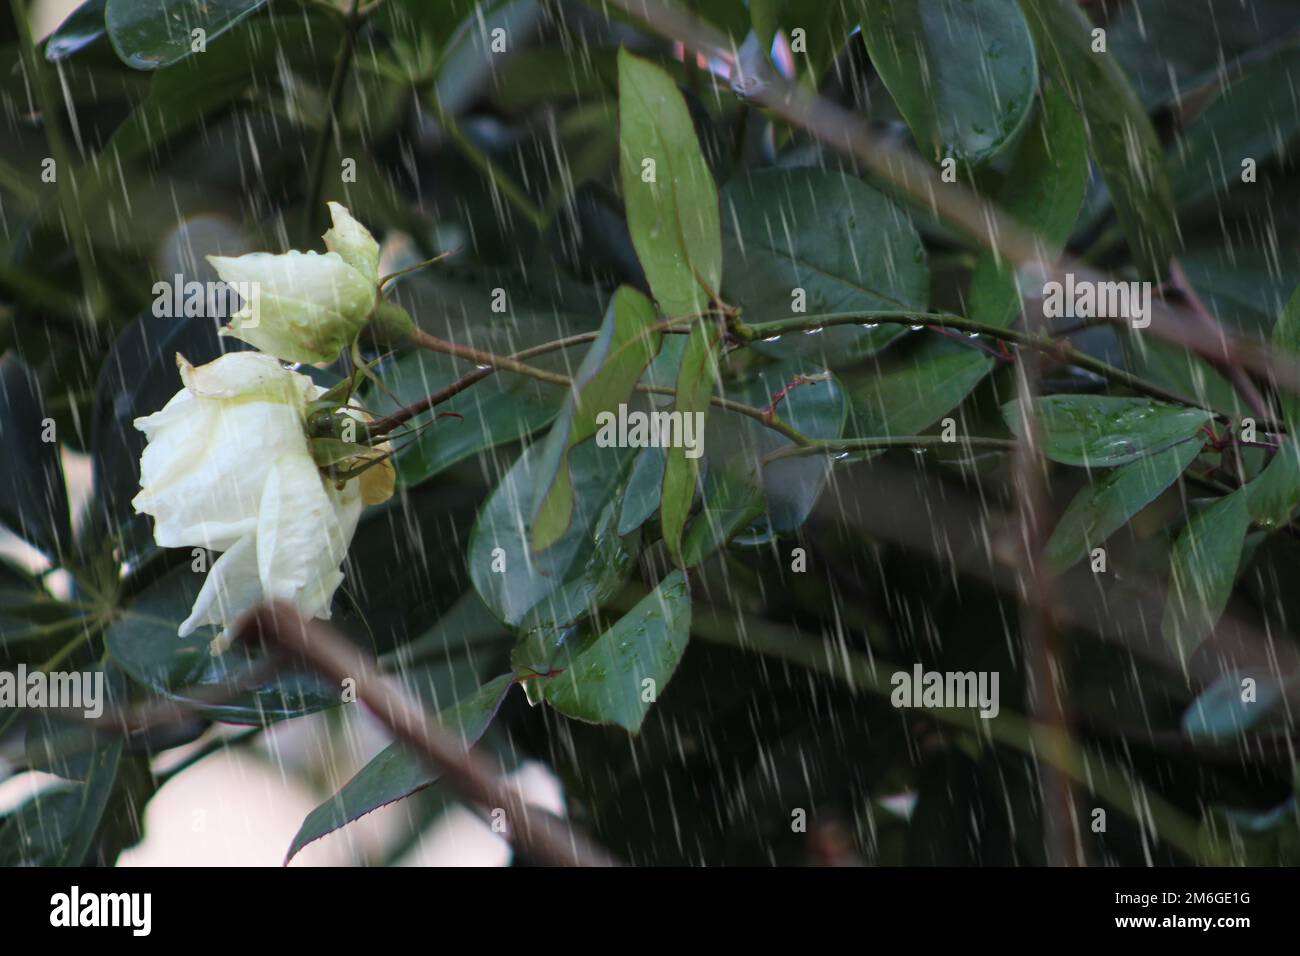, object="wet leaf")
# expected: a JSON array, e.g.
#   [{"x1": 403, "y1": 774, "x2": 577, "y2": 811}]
[
  {"x1": 380, "y1": 357, "x2": 561, "y2": 488},
  {"x1": 707, "y1": 361, "x2": 847, "y2": 541},
  {"x1": 1198, "y1": 801, "x2": 1300, "y2": 866},
  {"x1": 659, "y1": 320, "x2": 721, "y2": 565},
  {"x1": 849, "y1": 342, "x2": 994, "y2": 438},
  {"x1": 722, "y1": 168, "x2": 929, "y2": 362},
  {"x1": 1171, "y1": 48, "x2": 1300, "y2": 208},
  {"x1": 1020, "y1": 0, "x2": 1177, "y2": 278},
  {"x1": 469, "y1": 441, "x2": 636, "y2": 626},
  {"x1": 105, "y1": 566, "x2": 339, "y2": 724},
  {"x1": 682, "y1": 472, "x2": 765, "y2": 568},
  {"x1": 45, "y1": 0, "x2": 108, "y2": 62},
  {"x1": 542, "y1": 570, "x2": 691, "y2": 732},
  {"x1": 531, "y1": 287, "x2": 660, "y2": 551},
  {"x1": 0, "y1": 738, "x2": 122, "y2": 866},
  {"x1": 1246, "y1": 440, "x2": 1300, "y2": 530},
  {"x1": 1108, "y1": 0, "x2": 1300, "y2": 110},
  {"x1": 99, "y1": 12, "x2": 342, "y2": 165},
  {"x1": 106, "y1": 0, "x2": 269, "y2": 70},
  {"x1": 618, "y1": 48, "x2": 722, "y2": 318},
  {"x1": 1182, "y1": 670, "x2": 1287, "y2": 743},
  {"x1": 1003, "y1": 395, "x2": 1211, "y2": 467},
  {"x1": 968, "y1": 84, "x2": 1088, "y2": 328},
  {"x1": 618, "y1": 445, "x2": 666, "y2": 536},
  {"x1": 1272, "y1": 284, "x2": 1300, "y2": 427},
  {"x1": 286, "y1": 674, "x2": 515, "y2": 862},
  {"x1": 861, "y1": 0, "x2": 1037, "y2": 164},
  {"x1": 1161, "y1": 489, "x2": 1252, "y2": 661},
  {"x1": 1046, "y1": 439, "x2": 1202, "y2": 572}
]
